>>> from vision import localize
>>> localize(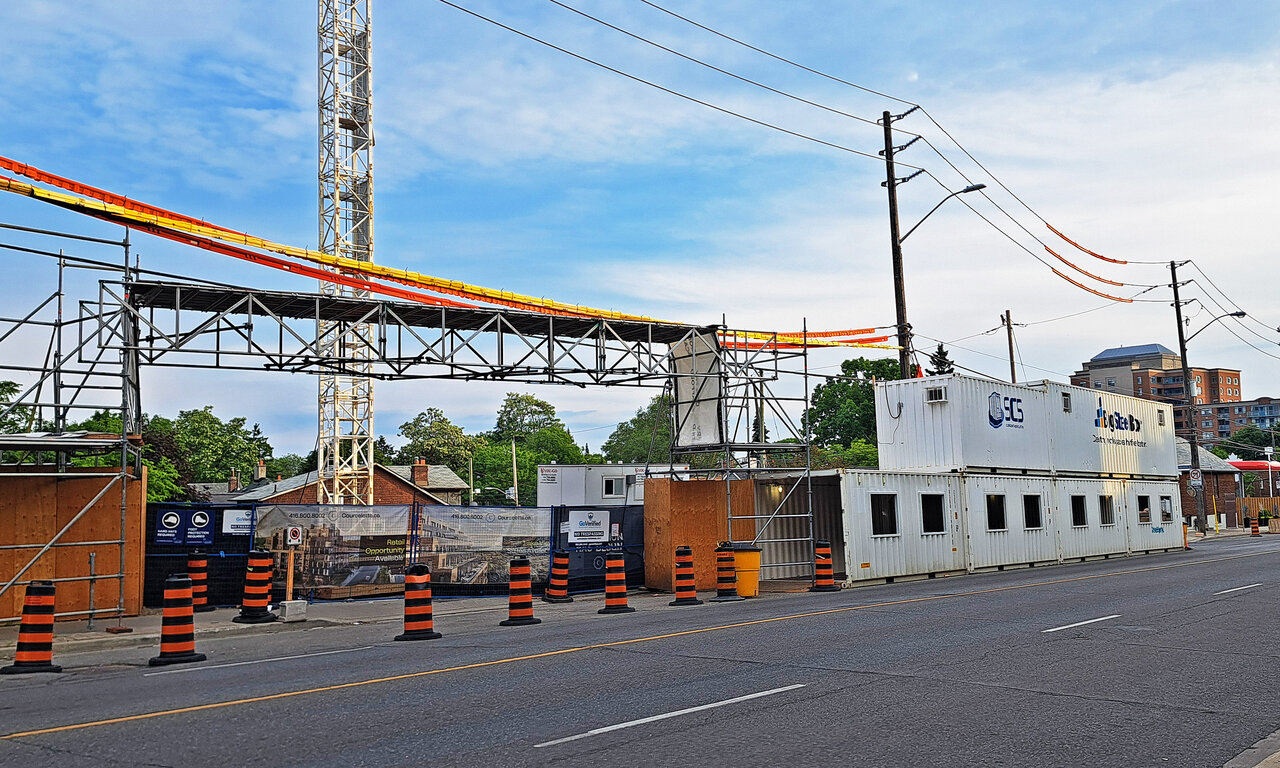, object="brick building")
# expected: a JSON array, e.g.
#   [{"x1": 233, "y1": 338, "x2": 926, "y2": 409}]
[
  {"x1": 1070, "y1": 344, "x2": 1242, "y2": 439},
  {"x1": 204, "y1": 459, "x2": 468, "y2": 506},
  {"x1": 1176, "y1": 438, "x2": 1241, "y2": 528},
  {"x1": 1192, "y1": 396, "x2": 1280, "y2": 445}
]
